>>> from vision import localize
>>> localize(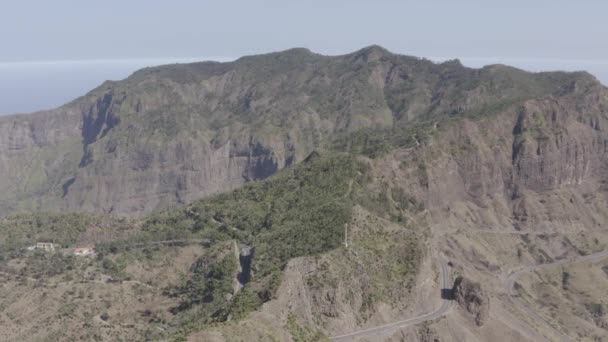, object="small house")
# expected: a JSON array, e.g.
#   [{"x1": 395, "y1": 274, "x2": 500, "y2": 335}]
[
  {"x1": 26, "y1": 242, "x2": 57, "y2": 252},
  {"x1": 73, "y1": 245, "x2": 96, "y2": 257}
]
